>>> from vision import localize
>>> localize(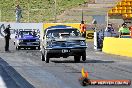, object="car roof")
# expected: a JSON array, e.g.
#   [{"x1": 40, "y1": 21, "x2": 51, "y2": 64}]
[
  {"x1": 19, "y1": 31, "x2": 32, "y2": 32},
  {"x1": 45, "y1": 25, "x2": 76, "y2": 30},
  {"x1": 46, "y1": 28, "x2": 77, "y2": 31}
]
